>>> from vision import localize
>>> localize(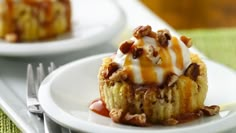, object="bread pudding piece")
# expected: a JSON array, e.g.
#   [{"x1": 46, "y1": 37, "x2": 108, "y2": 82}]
[
  {"x1": 97, "y1": 25, "x2": 219, "y2": 126},
  {"x1": 0, "y1": 0, "x2": 71, "y2": 42}
]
